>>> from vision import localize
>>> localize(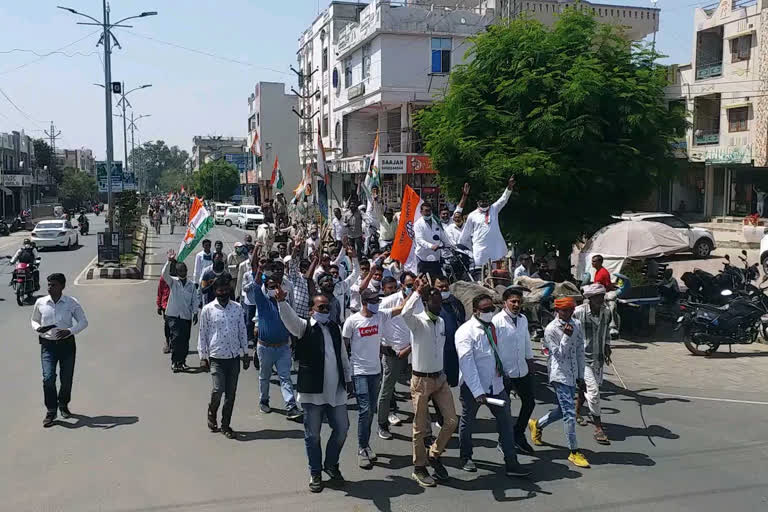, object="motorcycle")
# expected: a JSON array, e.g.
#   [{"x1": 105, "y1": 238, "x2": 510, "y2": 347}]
[
  {"x1": 0, "y1": 219, "x2": 9, "y2": 236},
  {"x1": 12, "y1": 256, "x2": 40, "y2": 306},
  {"x1": 9, "y1": 215, "x2": 24, "y2": 233},
  {"x1": 442, "y1": 245, "x2": 474, "y2": 283},
  {"x1": 680, "y1": 252, "x2": 759, "y2": 305},
  {"x1": 79, "y1": 218, "x2": 89, "y2": 236}
]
